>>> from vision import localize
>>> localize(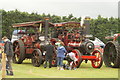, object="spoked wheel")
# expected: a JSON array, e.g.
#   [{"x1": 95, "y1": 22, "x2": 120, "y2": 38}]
[
  {"x1": 103, "y1": 41, "x2": 120, "y2": 68},
  {"x1": 13, "y1": 40, "x2": 25, "y2": 64},
  {"x1": 32, "y1": 49, "x2": 42, "y2": 67},
  {"x1": 52, "y1": 50, "x2": 57, "y2": 67},
  {"x1": 71, "y1": 49, "x2": 82, "y2": 68},
  {"x1": 91, "y1": 50, "x2": 103, "y2": 68}
]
